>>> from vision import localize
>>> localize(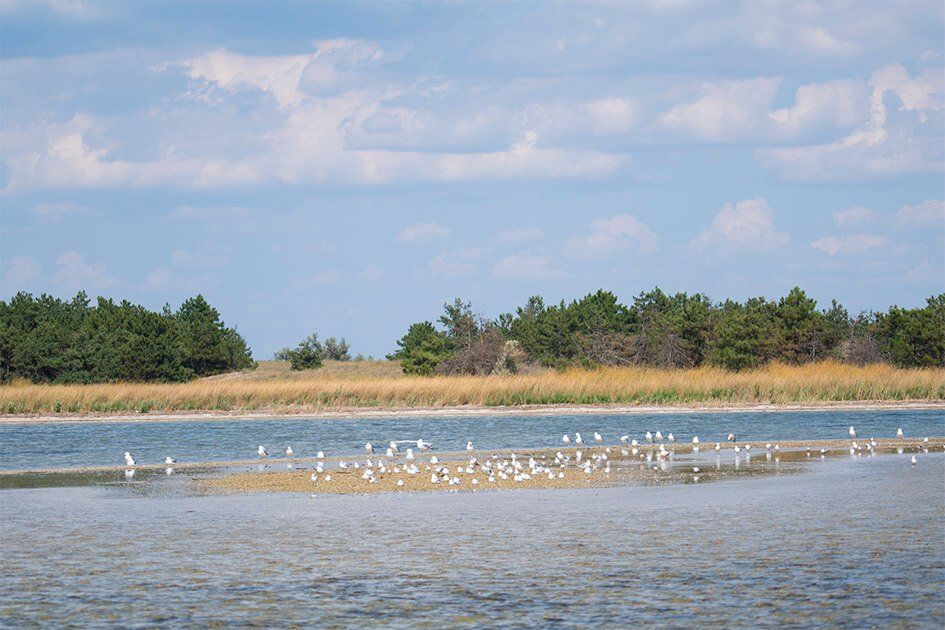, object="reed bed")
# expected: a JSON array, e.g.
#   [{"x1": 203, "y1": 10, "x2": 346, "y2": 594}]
[{"x1": 1, "y1": 361, "x2": 943, "y2": 416}]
